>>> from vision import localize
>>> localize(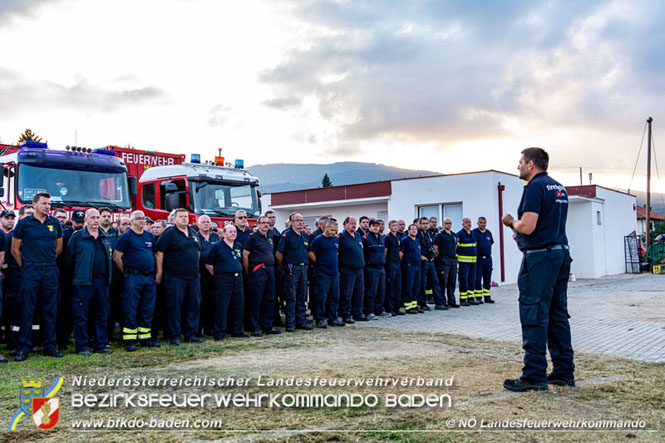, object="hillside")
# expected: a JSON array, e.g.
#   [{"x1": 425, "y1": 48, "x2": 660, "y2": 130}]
[{"x1": 247, "y1": 162, "x2": 440, "y2": 194}]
